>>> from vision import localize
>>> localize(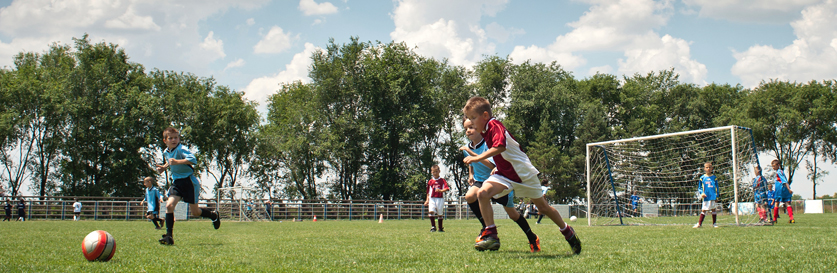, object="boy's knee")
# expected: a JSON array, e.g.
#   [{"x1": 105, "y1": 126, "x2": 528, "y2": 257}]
[
  {"x1": 476, "y1": 189, "x2": 492, "y2": 200},
  {"x1": 464, "y1": 192, "x2": 477, "y2": 202}
]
